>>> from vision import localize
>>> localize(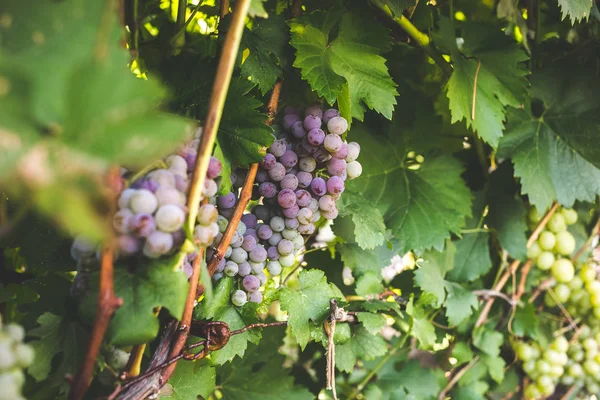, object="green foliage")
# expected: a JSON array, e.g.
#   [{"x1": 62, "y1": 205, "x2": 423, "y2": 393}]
[{"x1": 163, "y1": 361, "x2": 216, "y2": 400}]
